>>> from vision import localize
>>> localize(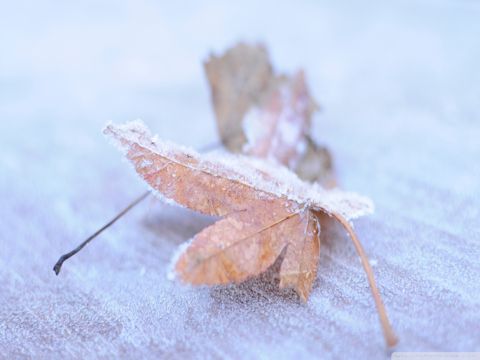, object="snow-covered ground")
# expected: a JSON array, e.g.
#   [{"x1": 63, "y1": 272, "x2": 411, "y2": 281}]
[{"x1": 1, "y1": 1, "x2": 479, "y2": 358}]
